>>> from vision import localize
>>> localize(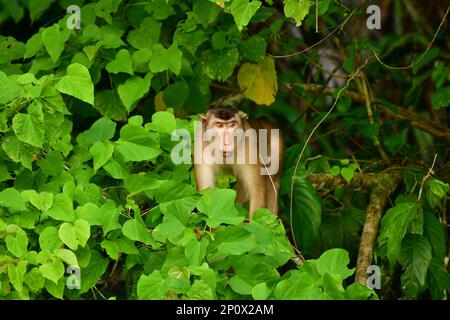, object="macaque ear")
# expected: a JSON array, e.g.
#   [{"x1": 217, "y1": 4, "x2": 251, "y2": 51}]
[
  {"x1": 199, "y1": 114, "x2": 207, "y2": 122},
  {"x1": 237, "y1": 111, "x2": 248, "y2": 120}
]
